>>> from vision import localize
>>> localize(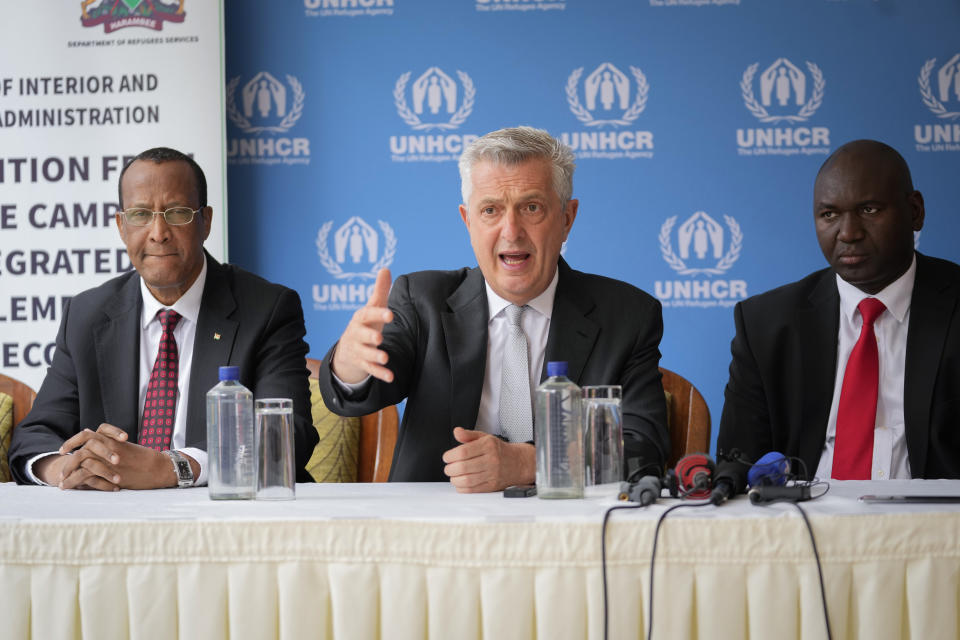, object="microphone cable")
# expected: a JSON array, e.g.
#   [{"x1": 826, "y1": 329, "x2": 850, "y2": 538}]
[
  {"x1": 601, "y1": 473, "x2": 669, "y2": 640},
  {"x1": 603, "y1": 454, "x2": 717, "y2": 640},
  {"x1": 744, "y1": 452, "x2": 831, "y2": 640},
  {"x1": 751, "y1": 497, "x2": 833, "y2": 640},
  {"x1": 601, "y1": 500, "x2": 712, "y2": 640},
  {"x1": 601, "y1": 502, "x2": 643, "y2": 640},
  {"x1": 645, "y1": 499, "x2": 712, "y2": 640}
]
